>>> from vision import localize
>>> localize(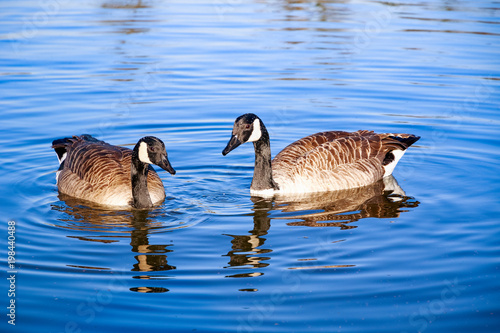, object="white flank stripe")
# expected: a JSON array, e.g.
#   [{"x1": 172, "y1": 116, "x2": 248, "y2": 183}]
[
  {"x1": 250, "y1": 188, "x2": 275, "y2": 198},
  {"x1": 383, "y1": 149, "x2": 406, "y2": 177},
  {"x1": 58, "y1": 152, "x2": 67, "y2": 165}
]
